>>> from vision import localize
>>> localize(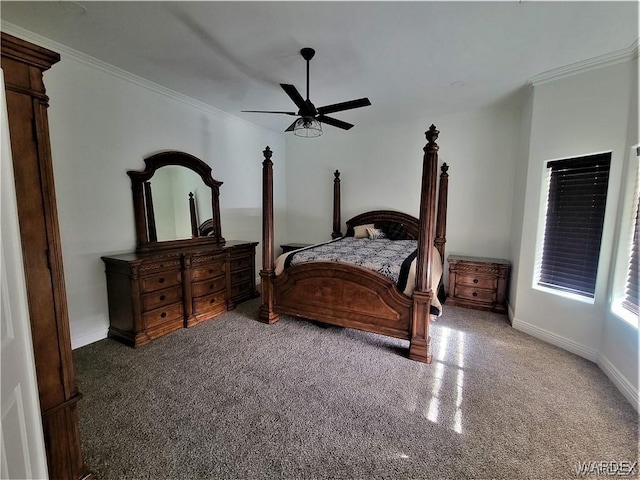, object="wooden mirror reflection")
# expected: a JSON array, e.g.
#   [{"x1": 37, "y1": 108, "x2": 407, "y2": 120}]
[{"x1": 128, "y1": 151, "x2": 224, "y2": 252}]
